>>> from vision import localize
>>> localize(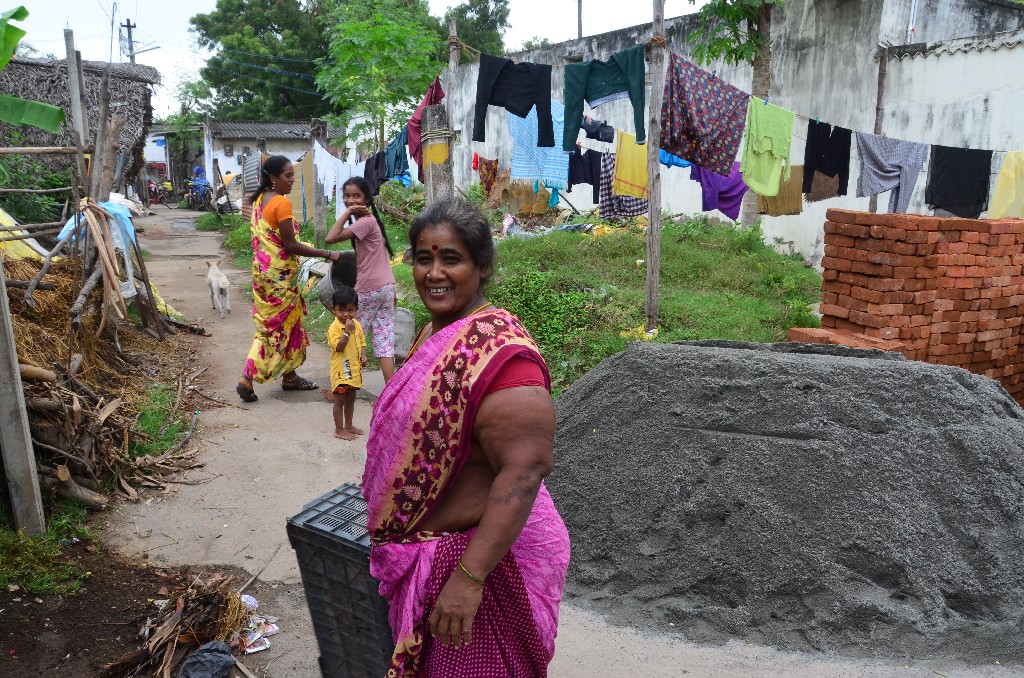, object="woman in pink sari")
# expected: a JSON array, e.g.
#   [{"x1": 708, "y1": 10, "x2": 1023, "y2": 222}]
[{"x1": 363, "y1": 199, "x2": 570, "y2": 677}]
